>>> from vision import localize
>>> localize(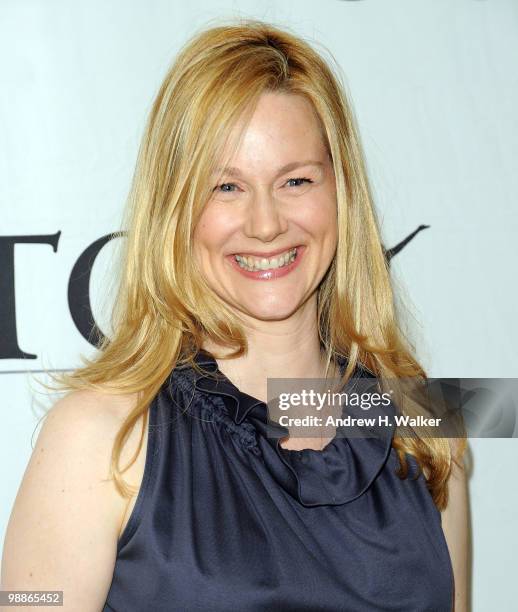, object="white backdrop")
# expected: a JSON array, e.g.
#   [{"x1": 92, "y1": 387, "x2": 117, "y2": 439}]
[{"x1": 1, "y1": 1, "x2": 517, "y2": 610}]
